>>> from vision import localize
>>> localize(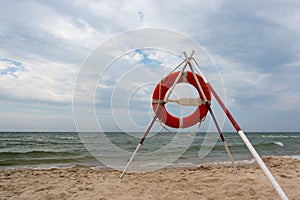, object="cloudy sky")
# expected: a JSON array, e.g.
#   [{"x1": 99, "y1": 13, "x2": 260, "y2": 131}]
[{"x1": 1, "y1": 0, "x2": 300, "y2": 132}]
